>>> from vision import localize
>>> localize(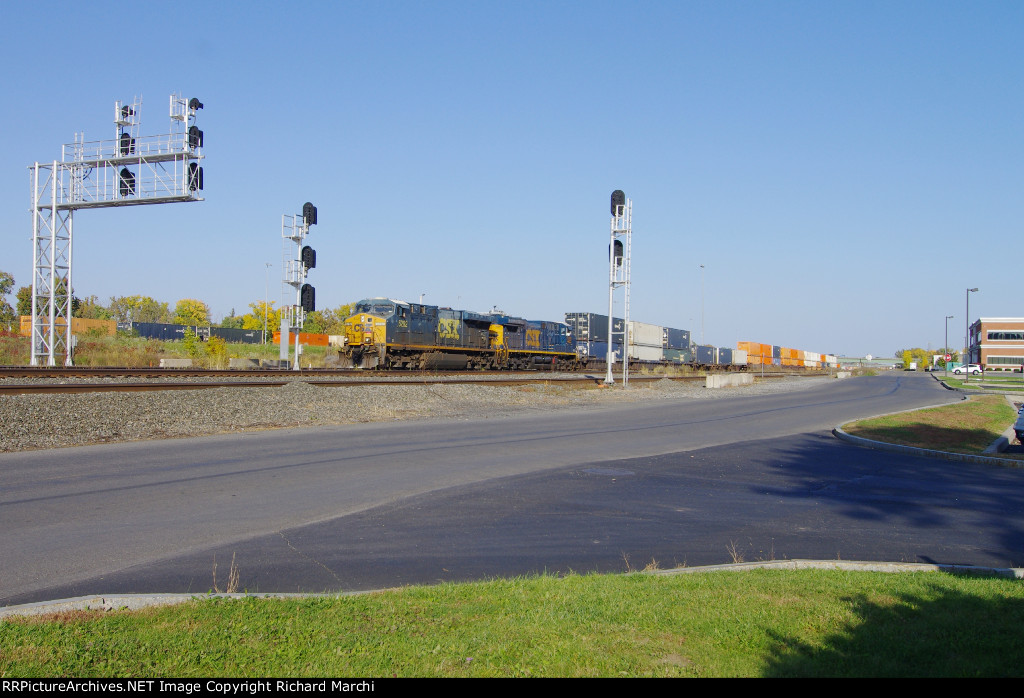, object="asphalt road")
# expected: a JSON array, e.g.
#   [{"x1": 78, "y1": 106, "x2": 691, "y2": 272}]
[{"x1": 5, "y1": 372, "x2": 1021, "y2": 607}]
